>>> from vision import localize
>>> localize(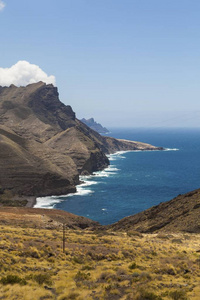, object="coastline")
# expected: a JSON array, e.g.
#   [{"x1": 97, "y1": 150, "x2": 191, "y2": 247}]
[
  {"x1": 33, "y1": 152, "x2": 125, "y2": 209},
  {"x1": 33, "y1": 147, "x2": 165, "y2": 210}
]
